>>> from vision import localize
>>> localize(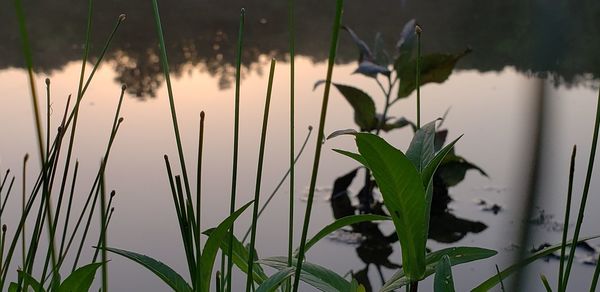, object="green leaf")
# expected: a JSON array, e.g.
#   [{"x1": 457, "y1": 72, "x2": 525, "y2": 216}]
[
  {"x1": 16, "y1": 270, "x2": 45, "y2": 292},
  {"x1": 103, "y1": 247, "x2": 192, "y2": 292},
  {"x1": 8, "y1": 282, "x2": 19, "y2": 292},
  {"x1": 333, "y1": 149, "x2": 368, "y2": 167},
  {"x1": 203, "y1": 228, "x2": 268, "y2": 285},
  {"x1": 354, "y1": 133, "x2": 427, "y2": 280},
  {"x1": 200, "y1": 201, "x2": 254, "y2": 292},
  {"x1": 396, "y1": 49, "x2": 470, "y2": 99},
  {"x1": 331, "y1": 84, "x2": 377, "y2": 131},
  {"x1": 382, "y1": 246, "x2": 497, "y2": 291},
  {"x1": 259, "y1": 257, "x2": 352, "y2": 292},
  {"x1": 422, "y1": 136, "x2": 462, "y2": 188},
  {"x1": 255, "y1": 267, "x2": 295, "y2": 292},
  {"x1": 434, "y1": 255, "x2": 456, "y2": 292},
  {"x1": 472, "y1": 235, "x2": 600, "y2": 292},
  {"x1": 406, "y1": 120, "x2": 437, "y2": 173},
  {"x1": 293, "y1": 214, "x2": 390, "y2": 257},
  {"x1": 57, "y1": 263, "x2": 103, "y2": 292}
]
